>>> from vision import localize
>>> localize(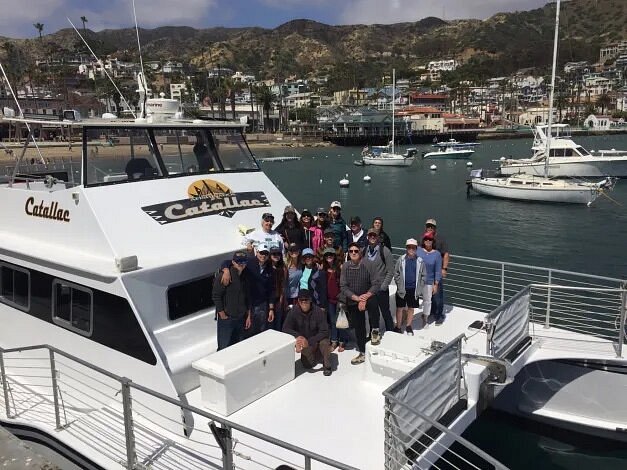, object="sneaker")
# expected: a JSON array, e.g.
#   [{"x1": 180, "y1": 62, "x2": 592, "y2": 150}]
[
  {"x1": 370, "y1": 328, "x2": 381, "y2": 345},
  {"x1": 405, "y1": 325, "x2": 414, "y2": 336},
  {"x1": 351, "y1": 353, "x2": 365, "y2": 365},
  {"x1": 323, "y1": 368, "x2": 332, "y2": 376},
  {"x1": 338, "y1": 343, "x2": 345, "y2": 353},
  {"x1": 435, "y1": 318, "x2": 444, "y2": 326},
  {"x1": 393, "y1": 326, "x2": 402, "y2": 334}
]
